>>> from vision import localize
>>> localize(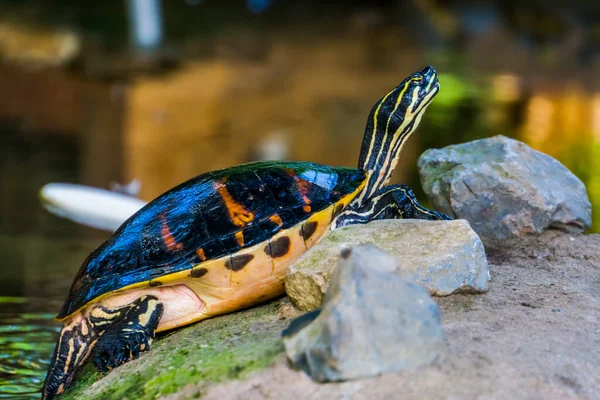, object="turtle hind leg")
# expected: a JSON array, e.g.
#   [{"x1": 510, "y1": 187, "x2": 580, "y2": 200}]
[
  {"x1": 42, "y1": 313, "x2": 99, "y2": 400},
  {"x1": 333, "y1": 184, "x2": 451, "y2": 228},
  {"x1": 92, "y1": 295, "x2": 163, "y2": 372}
]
